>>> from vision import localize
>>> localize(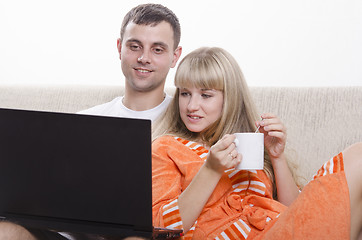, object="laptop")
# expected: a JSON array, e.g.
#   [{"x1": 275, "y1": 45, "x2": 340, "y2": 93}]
[{"x1": 0, "y1": 108, "x2": 183, "y2": 239}]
